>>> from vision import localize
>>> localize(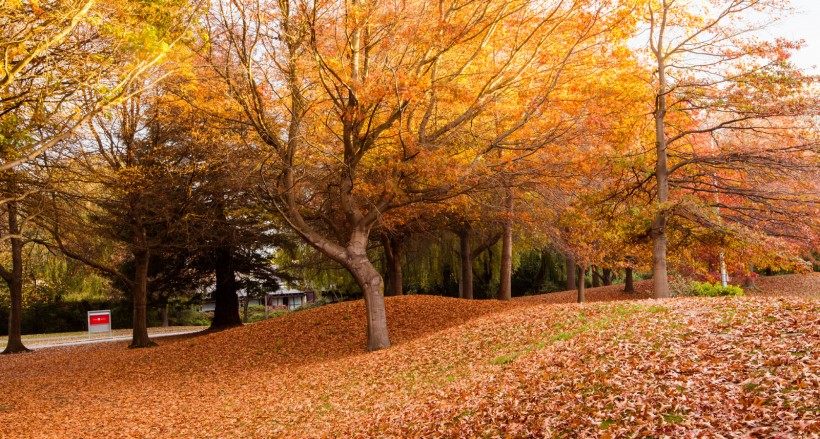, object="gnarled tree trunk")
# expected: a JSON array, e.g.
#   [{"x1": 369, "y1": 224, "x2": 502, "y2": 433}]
[{"x1": 346, "y1": 242, "x2": 390, "y2": 351}]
